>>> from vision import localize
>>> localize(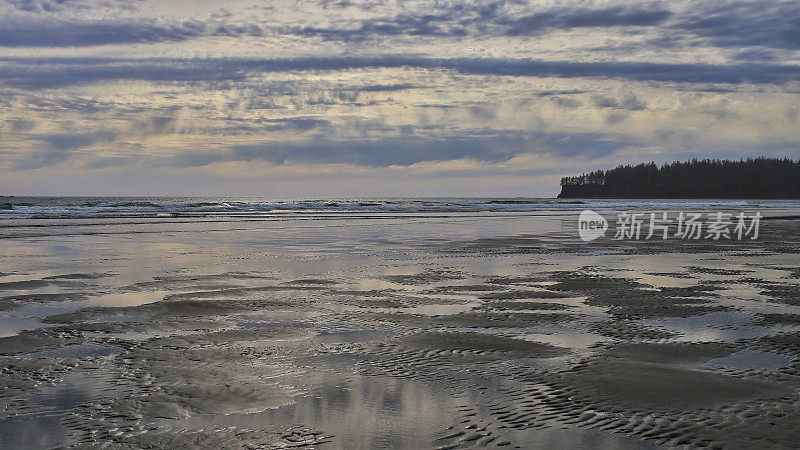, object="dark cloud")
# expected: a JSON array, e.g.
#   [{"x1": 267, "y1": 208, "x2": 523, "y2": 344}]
[
  {"x1": 605, "y1": 111, "x2": 628, "y2": 124},
  {"x1": 10, "y1": 131, "x2": 117, "y2": 170},
  {"x1": 3, "y1": 1, "x2": 796, "y2": 58},
  {"x1": 38, "y1": 131, "x2": 116, "y2": 150},
  {"x1": 259, "y1": 117, "x2": 330, "y2": 131},
  {"x1": 3, "y1": 57, "x2": 799, "y2": 90},
  {"x1": 0, "y1": 58, "x2": 249, "y2": 89},
  {"x1": 551, "y1": 97, "x2": 583, "y2": 108},
  {"x1": 135, "y1": 116, "x2": 176, "y2": 135},
  {"x1": 160, "y1": 132, "x2": 634, "y2": 169},
  {"x1": 84, "y1": 155, "x2": 141, "y2": 170},
  {"x1": 11, "y1": 150, "x2": 72, "y2": 170},
  {"x1": 356, "y1": 83, "x2": 417, "y2": 92},
  {"x1": 5, "y1": 119, "x2": 37, "y2": 131},
  {"x1": 287, "y1": 3, "x2": 670, "y2": 41},
  {"x1": 0, "y1": 19, "x2": 207, "y2": 47},
  {"x1": 591, "y1": 92, "x2": 646, "y2": 110},
  {"x1": 673, "y1": 0, "x2": 800, "y2": 50},
  {"x1": 0, "y1": 17, "x2": 264, "y2": 48},
  {"x1": 285, "y1": 1, "x2": 795, "y2": 58},
  {"x1": 533, "y1": 89, "x2": 587, "y2": 97},
  {"x1": 7, "y1": 0, "x2": 139, "y2": 13},
  {"x1": 502, "y1": 6, "x2": 672, "y2": 36},
  {"x1": 8, "y1": 0, "x2": 83, "y2": 13}
]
